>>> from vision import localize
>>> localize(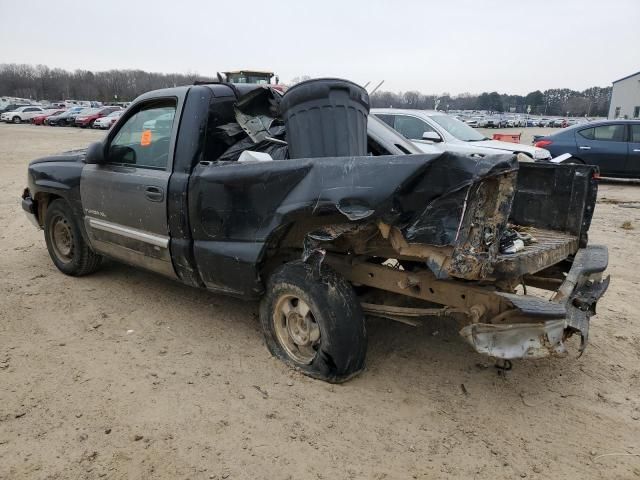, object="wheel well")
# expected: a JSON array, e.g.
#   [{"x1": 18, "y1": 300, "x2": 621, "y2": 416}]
[{"x1": 34, "y1": 192, "x2": 63, "y2": 227}]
